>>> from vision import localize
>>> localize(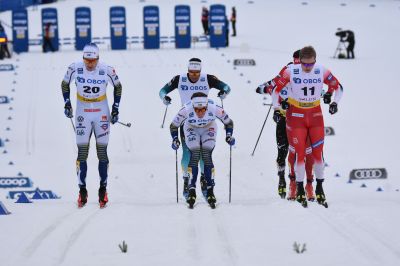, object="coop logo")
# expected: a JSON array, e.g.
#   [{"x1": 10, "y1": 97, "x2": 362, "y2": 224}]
[
  {"x1": 350, "y1": 168, "x2": 387, "y2": 180},
  {"x1": 0, "y1": 64, "x2": 14, "y2": 71},
  {"x1": 0, "y1": 177, "x2": 33, "y2": 188}
]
